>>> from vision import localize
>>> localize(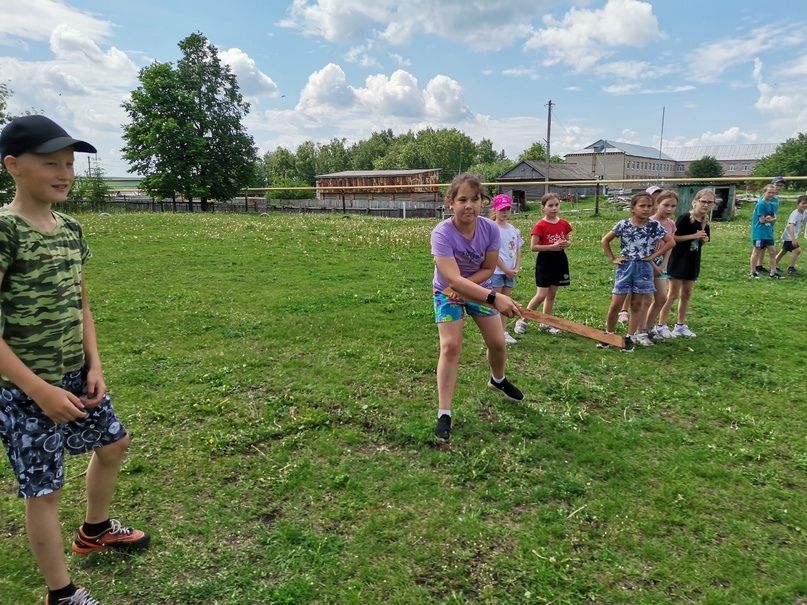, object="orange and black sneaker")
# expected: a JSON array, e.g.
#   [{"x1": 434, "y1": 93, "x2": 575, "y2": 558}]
[{"x1": 71, "y1": 519, "x2": 150, "y2": 554}]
